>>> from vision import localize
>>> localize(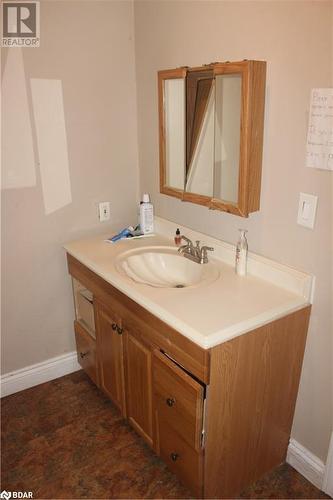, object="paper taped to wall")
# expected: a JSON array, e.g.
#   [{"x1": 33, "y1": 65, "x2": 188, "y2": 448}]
[
  {"x1": 306, "y1": 88, "x2": 333, "y2": 171},
  {"x1": 30, "y1": 78, "x2": 72, "y2": 214}
]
